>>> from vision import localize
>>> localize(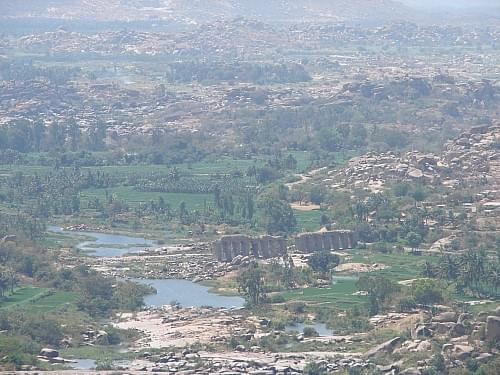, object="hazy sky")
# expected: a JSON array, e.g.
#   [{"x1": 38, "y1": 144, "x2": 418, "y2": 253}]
[{"x1": 400, "y1": 0, "x2": 499, "y2": 9}]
